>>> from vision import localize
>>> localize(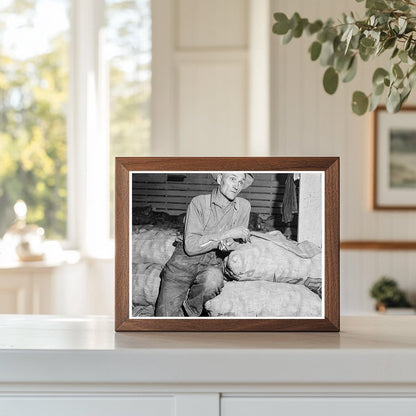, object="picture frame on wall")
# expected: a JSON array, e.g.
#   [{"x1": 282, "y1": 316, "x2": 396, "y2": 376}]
[
  {"x1": 374, "y1": 106, "x2": 416, "y2": 210},
  {"x1": 115, "y1": 157, "x2": 339, "y2": 332}
]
